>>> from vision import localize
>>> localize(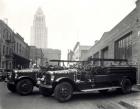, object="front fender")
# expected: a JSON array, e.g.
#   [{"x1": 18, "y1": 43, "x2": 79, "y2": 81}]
[
  {"x1": 54, "y1": 77, "x2": 78, "y2": 91},
  {"x1": 55, "y1": 77, "x2": 70, "y2": 82},
  {"x1": 15, "y1": 76, "x2": 36, "y2": 85}
]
